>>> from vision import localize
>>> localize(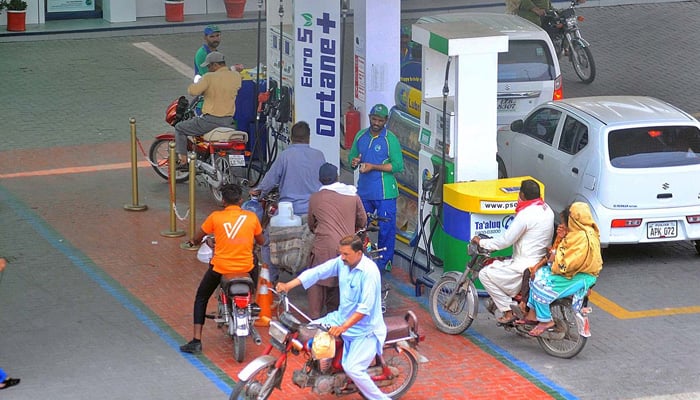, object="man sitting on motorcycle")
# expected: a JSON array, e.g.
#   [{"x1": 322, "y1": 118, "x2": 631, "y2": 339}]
[
  {"x1": 174, "y1": 51, "x2": 242, "y2": 170},
  {"x1": 276, "y1": 235, "x2": 390, "y2": 400},
  {"x1": 471, "y1": 179, "x2": 554, "y2": 324},
  {"x1": 519, "y1": 202, "x2": 602, "y2": 336},
  {"x1": 180, "y1": 184, "x2": 264, "y2": 354}
]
